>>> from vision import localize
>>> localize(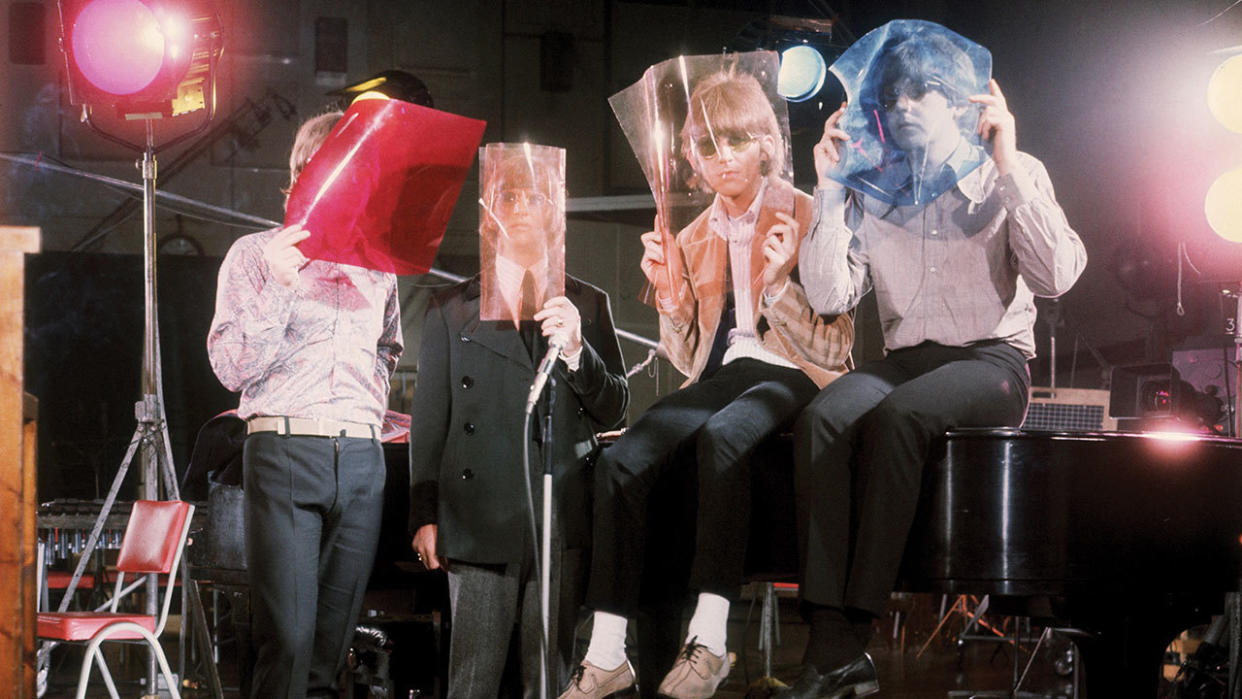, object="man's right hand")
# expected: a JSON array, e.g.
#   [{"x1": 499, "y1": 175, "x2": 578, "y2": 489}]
[
  {"x1": 639, "y1": 228, "x2": 672, "y2": 299},
  {"x1": 812, "y1": 102, "x2": 851, "y2": 191},
  {"x1": 262, "y1": 224, "x2": 311, "y2": 288},
  {"x1": 411, "y1": 524, "x2": 441, "y2": 570}
]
